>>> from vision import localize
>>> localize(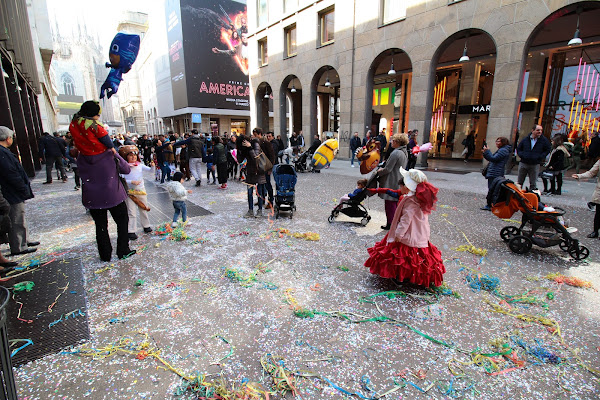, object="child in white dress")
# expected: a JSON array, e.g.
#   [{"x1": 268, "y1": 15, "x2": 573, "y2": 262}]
[{"x1": 119, "y1": 146, "x2": 153, "y2": 240}]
